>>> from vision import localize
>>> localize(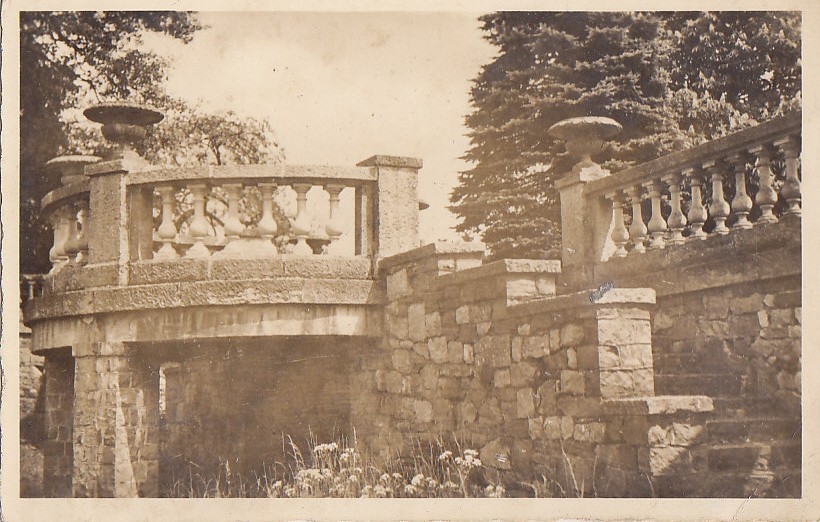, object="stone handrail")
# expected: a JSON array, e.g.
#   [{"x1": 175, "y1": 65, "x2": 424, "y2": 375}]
[
  {"x1": 124, "y1": 164, "x2": 376, "y2": 186},
  {"x1": 584, "y1": 112, "x2": 801, "y2": 199},
  {"x1": 556, "y1": 112, "x2": 801, "y2": 265}
]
